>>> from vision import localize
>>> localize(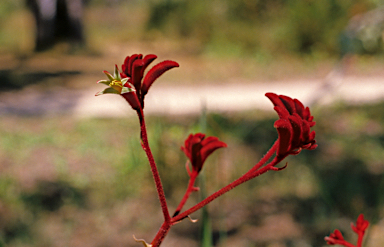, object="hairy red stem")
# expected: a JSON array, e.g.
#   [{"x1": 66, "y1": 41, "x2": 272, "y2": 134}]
[
  {"x1": 137, "y1": 109, "x2": 170, "y2": 223},
  {"x1": 173, "y1": 170, "x2": 198, "y2": 217},
  {"x1": 248, "y1": 140, "x2": 278, "y2": 175},
  {"x1": 150, "y1": 222, "x2": 171, "y2": 247},
  {"x1": 357, "y1": 232, "x2": 364, "y2": 247},
  {"x1": 171, "y1": 155, "x2": 285, "y2": 223}
]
